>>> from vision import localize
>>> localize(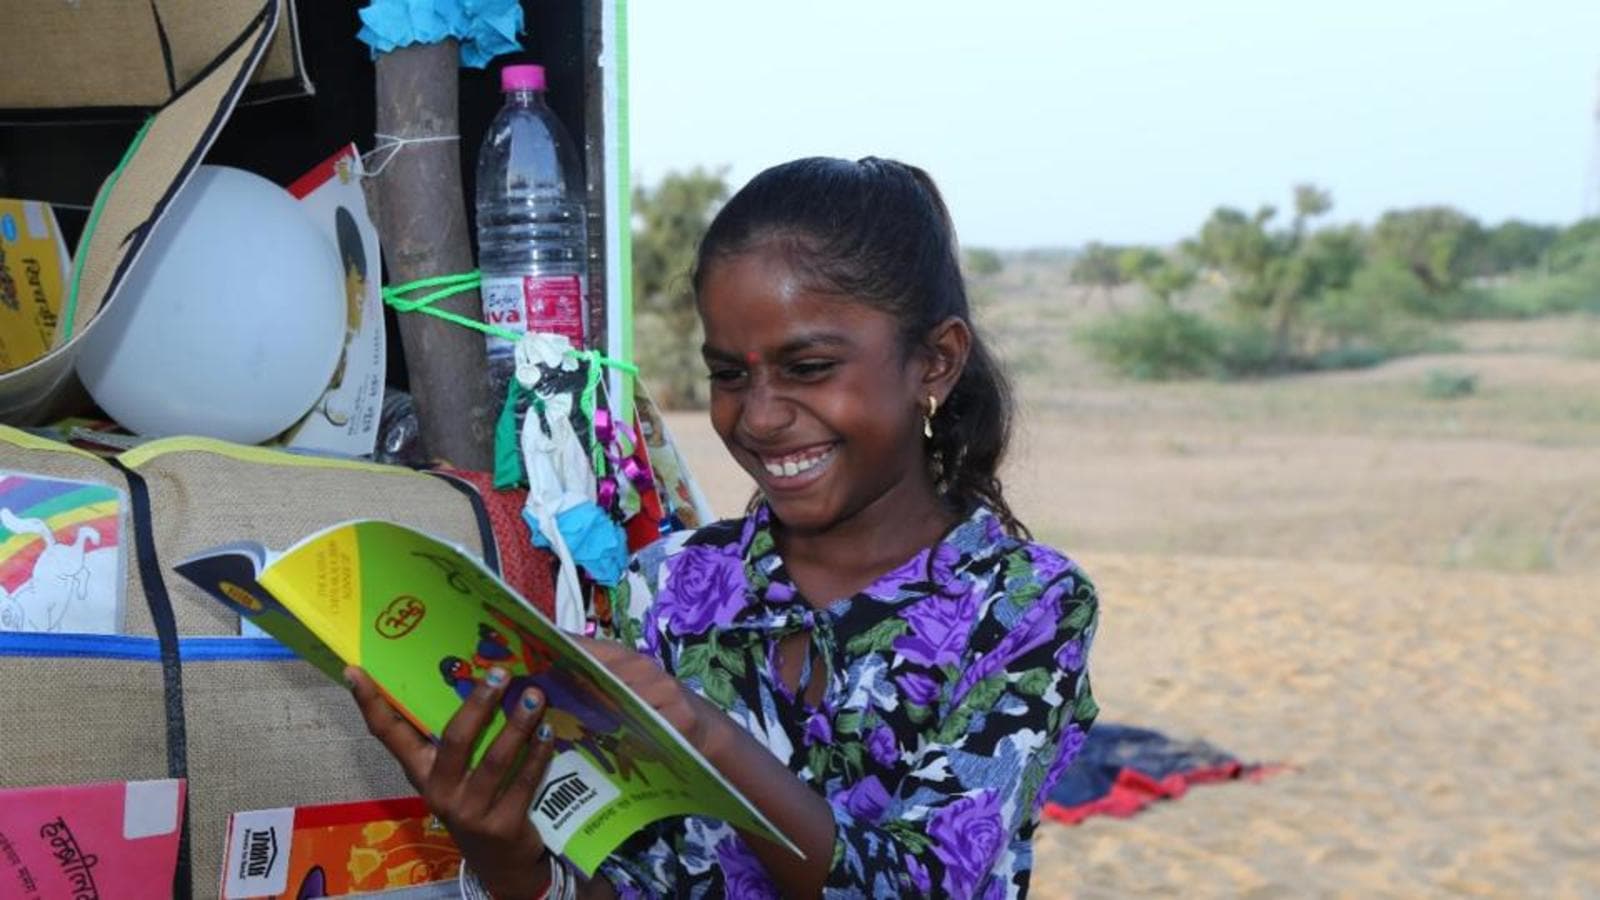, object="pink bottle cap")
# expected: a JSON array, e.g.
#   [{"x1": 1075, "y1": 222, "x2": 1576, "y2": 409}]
[{"x1": 500, "y1": 64, "x2": 546, "y2": 92}]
